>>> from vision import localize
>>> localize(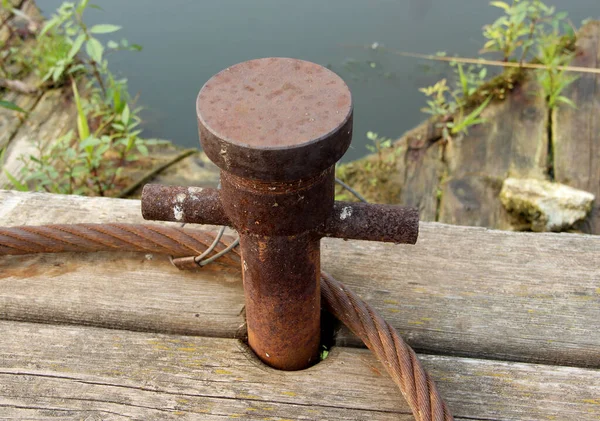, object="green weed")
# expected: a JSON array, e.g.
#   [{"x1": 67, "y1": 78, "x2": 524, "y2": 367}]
[{"x1": 2, "y1": 0, "x2": 163, "y2": 196}]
